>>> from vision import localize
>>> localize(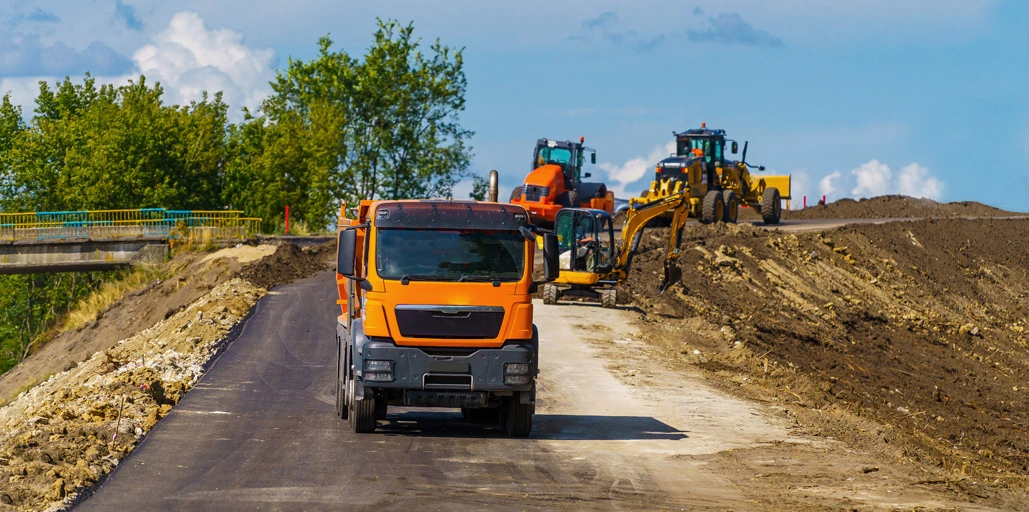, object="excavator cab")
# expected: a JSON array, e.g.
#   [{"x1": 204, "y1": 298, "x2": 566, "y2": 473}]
[{"x1": 554, "y1": 208, "x2": 615, "y2": 275}]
